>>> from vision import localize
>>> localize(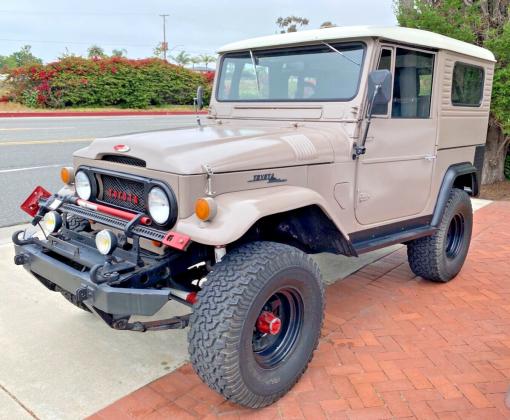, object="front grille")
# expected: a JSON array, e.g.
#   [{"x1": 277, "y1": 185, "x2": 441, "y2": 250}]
[
  {"x1": 100, "y1": 175, "x2": 146, "y2": 212},
  {"x1": 102, "y1": 155, "x2": 146, "y2": 167}
]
